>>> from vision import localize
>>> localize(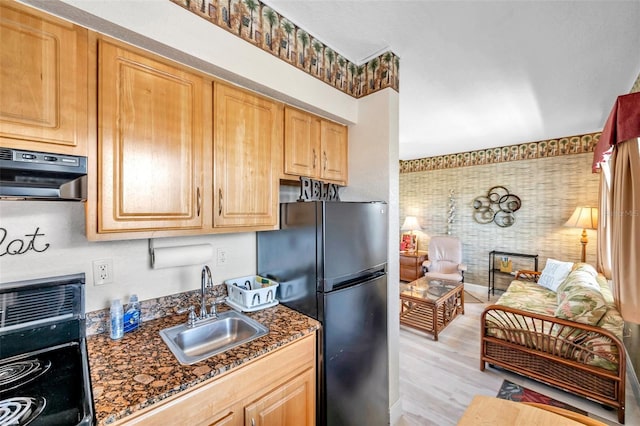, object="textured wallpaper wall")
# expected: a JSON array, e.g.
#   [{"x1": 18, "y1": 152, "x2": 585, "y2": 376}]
[{"x1": 399, "y1": 151, "x2": 599, "y2": 290}]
